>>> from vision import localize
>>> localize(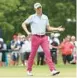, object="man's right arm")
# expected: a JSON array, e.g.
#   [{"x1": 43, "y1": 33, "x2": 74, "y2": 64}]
[
  {"x1": 22, "y1": 15, "x2": 32, "y2": 35},
  {"x1": 22, "y1": 22, "x2": 31, "y2": 35}
]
